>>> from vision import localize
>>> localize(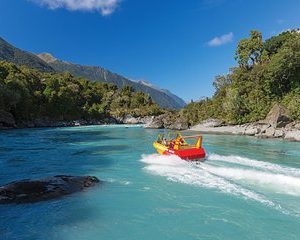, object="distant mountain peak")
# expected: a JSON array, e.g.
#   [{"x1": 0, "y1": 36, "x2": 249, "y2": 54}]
[
  {"x1": 133, "y1": 79, "x2": 158, "y2": 89},
  {"x1": 37, "y1": 53, "x2": 57, "y2": 63}
]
